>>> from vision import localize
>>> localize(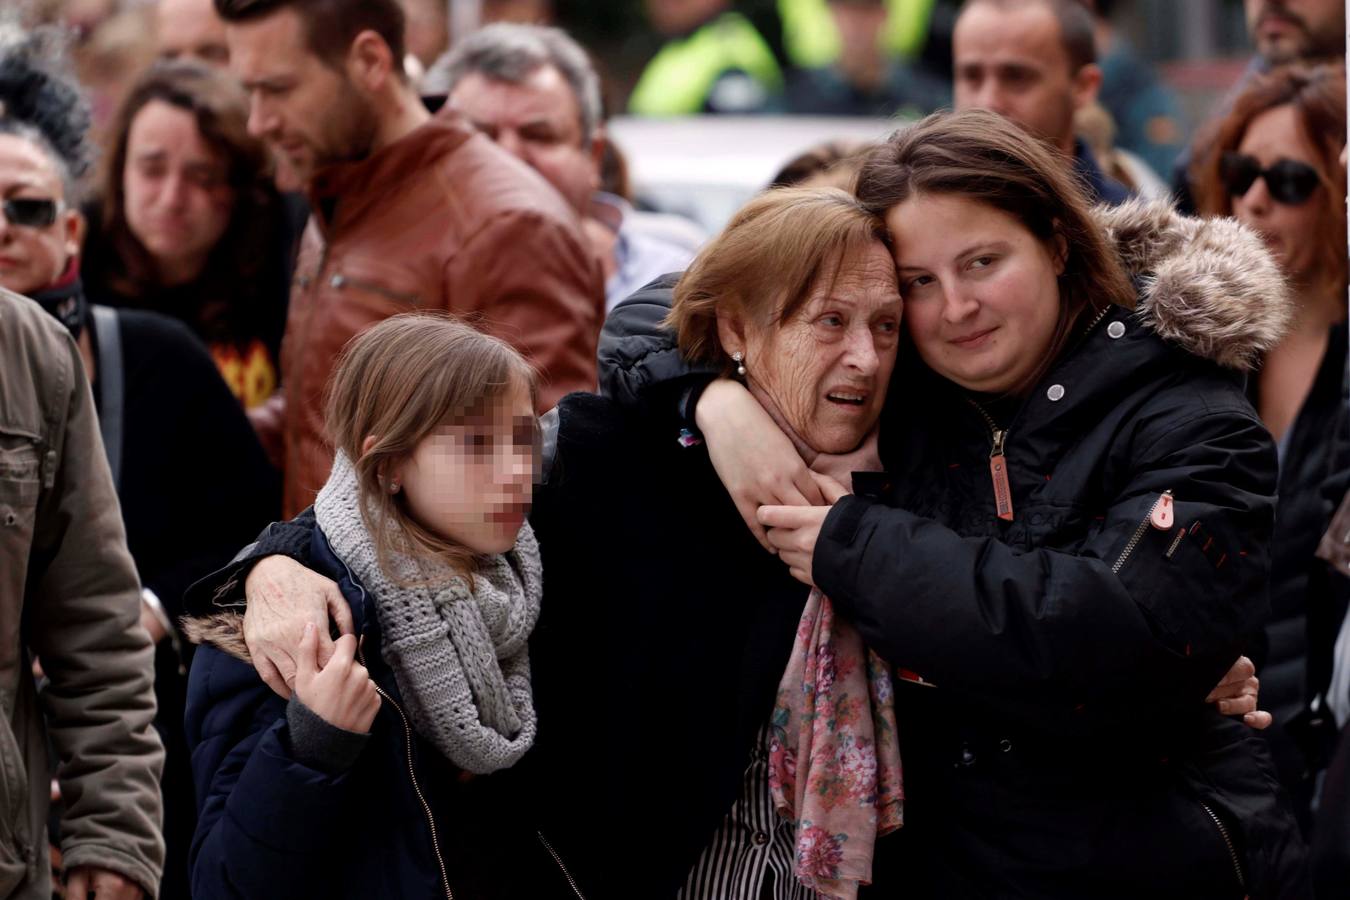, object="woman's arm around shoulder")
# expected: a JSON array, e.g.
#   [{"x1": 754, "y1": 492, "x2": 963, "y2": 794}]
[{"x1": 814, "y1": 394, "x2": 1277, "y2": 715}]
